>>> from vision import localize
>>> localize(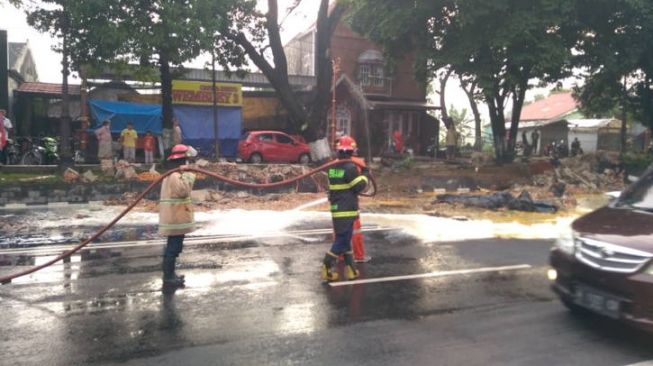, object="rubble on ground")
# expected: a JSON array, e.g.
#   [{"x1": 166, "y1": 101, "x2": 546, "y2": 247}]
[
  {"x1": 63, "y1": 168, "x2": 80, "y2": 183},
  {"x1": 531, "y1": 153, "x2": 625, "y2": 195},
  {"x1": 196, "y1": 162, "x2": 320, "y2": 189},
  {"x1": 435, "y1": 190, "x2": 558, "y2": 213},
  {"x1": 81, "y1": 170, "x2": 98, "y2": 183},
  {"x1": 114, "y1": 160, "x2": 137, "y2": 180},
  {"x1": 100, "y1": 159, "x2": 114, "y2": 175}
]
